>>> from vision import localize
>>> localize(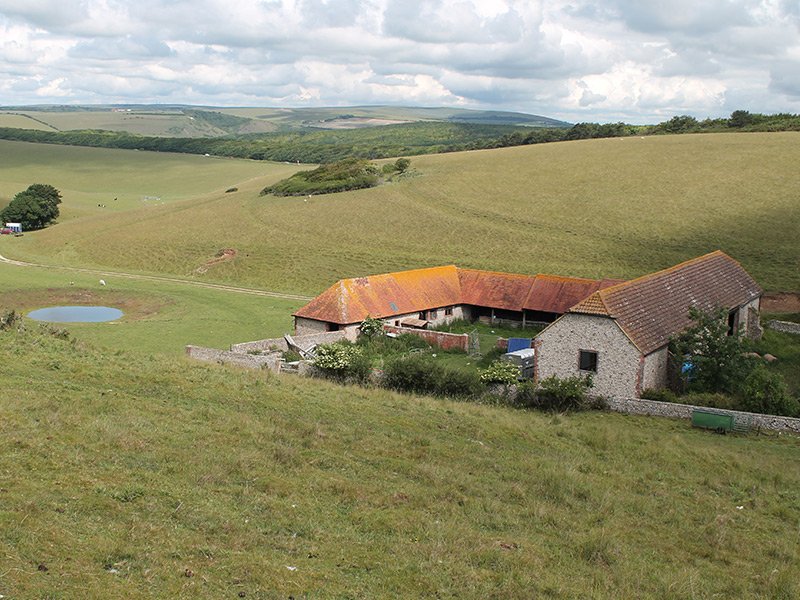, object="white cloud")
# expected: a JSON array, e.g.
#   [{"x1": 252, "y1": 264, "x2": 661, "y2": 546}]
[{"x1": 0, "y1": 0, "x2": 798, "y2": 121}]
